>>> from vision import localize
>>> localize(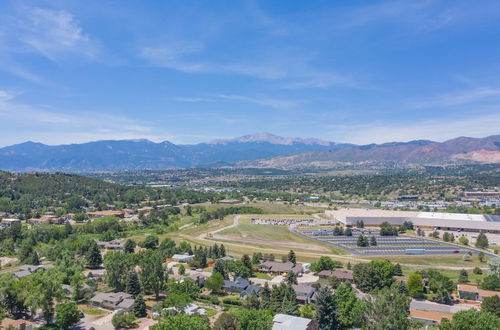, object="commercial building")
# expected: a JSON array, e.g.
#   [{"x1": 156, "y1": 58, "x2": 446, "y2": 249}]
[{"x1": 326, "y1": 208, "x2": 500, "y2": 234}]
